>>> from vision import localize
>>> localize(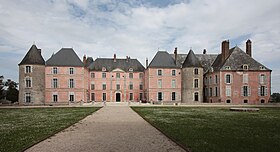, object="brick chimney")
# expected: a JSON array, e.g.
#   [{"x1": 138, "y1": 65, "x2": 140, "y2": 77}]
[
  {"x1": 221, "y1": 40, "x2": 230, "y2": 63},
  {"x1": 113, "y1": 54, "x2": 116, "y2": 62},
  {"x1": 146, "y1": 58, "x2": 148, "y2": 68},
  {"x1": 126, "y1": 56, "x2": 129, "y2": 62},
  {"x1": 246, "y1": 39, "x2": 252, "y2": 57},
  {"x1": 174, "y1": 47, "x2": 177, "y2": 65},
  {"x1": 83, "y1": 55, "x2": 86, "y2": 66},
  {"x1": 203, "y1": 49, "x2": 206, "y2": 54}
]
